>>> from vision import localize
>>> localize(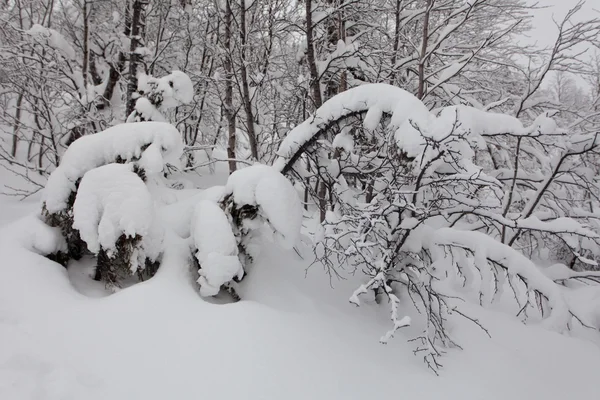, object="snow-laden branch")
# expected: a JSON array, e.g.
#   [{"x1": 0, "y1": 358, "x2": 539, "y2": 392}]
[
  {"x1": 430, "y1": 228, "x2": 574, "y2": 331},
  {"x1": 274, "y1": 84, "x2": 429, "y2": 173},
  {"x1": 43, "y1": 122, "x2": 183, "y2": 213}
]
